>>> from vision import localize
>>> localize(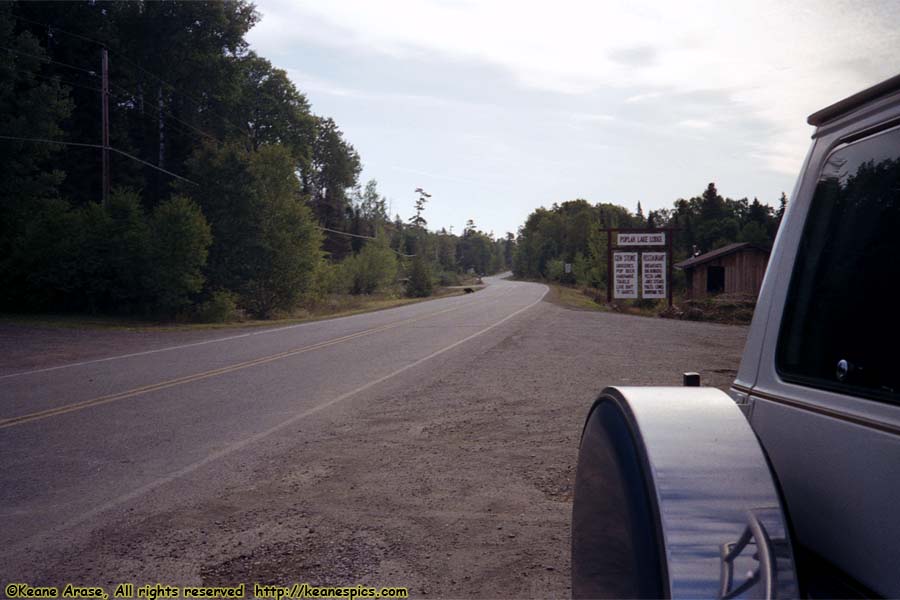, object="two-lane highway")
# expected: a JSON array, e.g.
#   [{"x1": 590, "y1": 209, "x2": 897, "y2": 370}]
[{"x1": 0, "y1": 276, "x2": 546, "y2": 571}]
